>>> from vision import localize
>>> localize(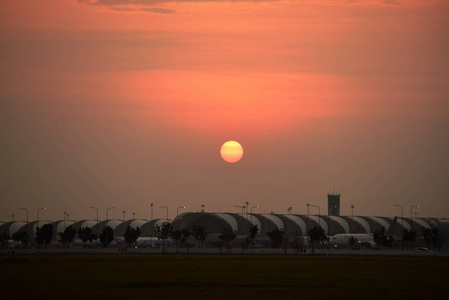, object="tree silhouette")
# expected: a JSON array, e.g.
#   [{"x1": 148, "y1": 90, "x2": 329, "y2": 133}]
[
  {"x1": 348, "y1": 236, "x2": 359, "y2": 250},
  {"x1": 78, "y1": 227, "x2": 96, "y2": 248},
  {"x1": 124, "y1": 226, "x2": 141, "y2": 248},
  {"x1": 99, "y1": 226, "x2": 114, "y2": 248},
  {"x1": 59, "y1": 225, "x2": 77, "y2": 248},
  {"x1": 35, "y1": 223, "x2": 53, "y2": 248},
  {"x1": 246, "y1": 225, "x2": 259, "y2": 249},
  {"x1": 154, "y1": 222, "x2": 173, "y2": 253},
  {"x1": 307, "y1": 226, "x2": 327, "y2": 253},
  {"x1": 0, "y1": 233, "x2": 10, "y2": 249},
  {"x1": 373, "y1": 226, "x2": 394, "y2": 249},
  {"x1": 267, "y1": 228, "x2": 285, "y2": 249},
  {"x1": 192, "y1": 225, "x2": 207, "y2": 248},
  {"x1": 12, "y1": 231, "x2": 29, "y2": 249},
  {"x1": 402, "y1": 228, "x2": 417, "y2": 250},
  {"x1": 219, "y1": 226, "x2": 237, "y2": 250}
]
